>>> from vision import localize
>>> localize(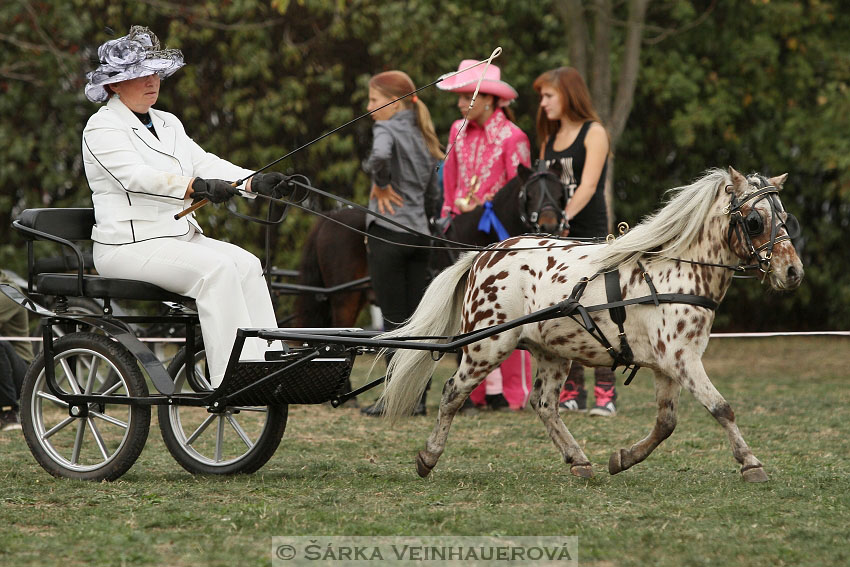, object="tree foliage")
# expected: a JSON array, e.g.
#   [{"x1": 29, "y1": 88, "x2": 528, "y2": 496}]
[{"x1": 1, "y1": 0, "x2": 847, "y2": 330}]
